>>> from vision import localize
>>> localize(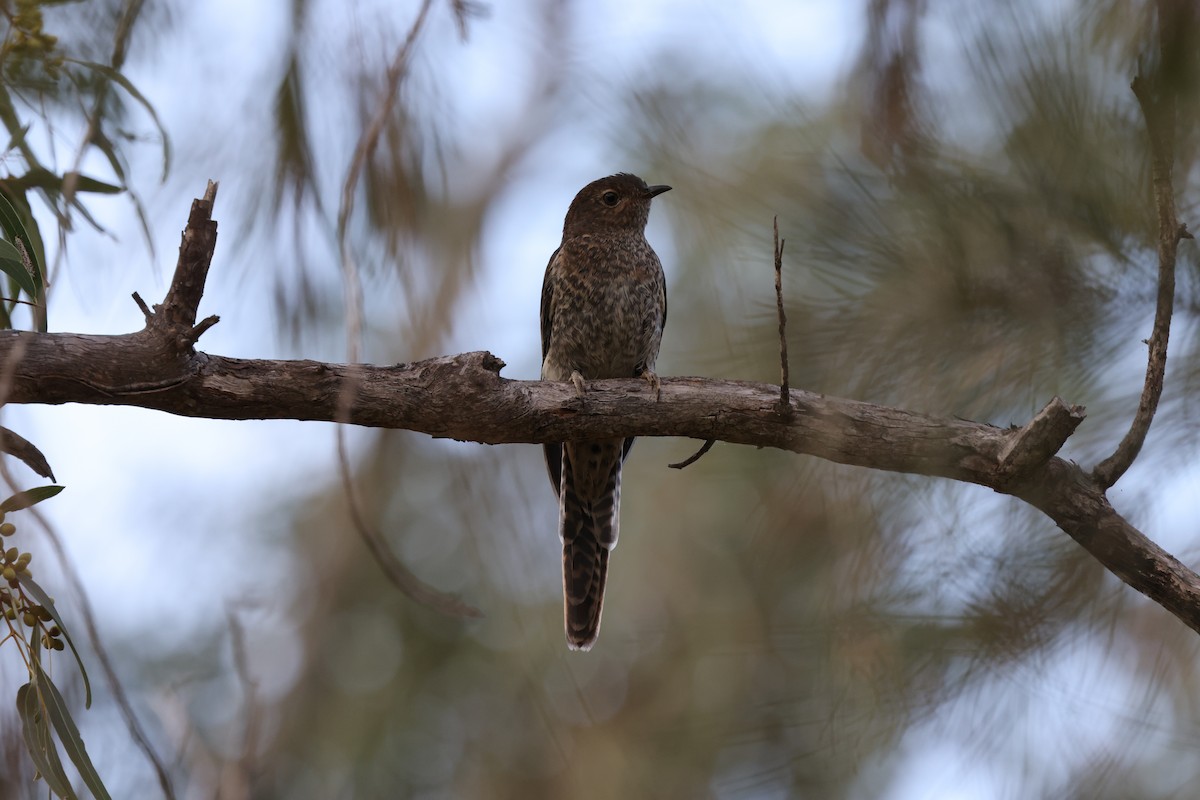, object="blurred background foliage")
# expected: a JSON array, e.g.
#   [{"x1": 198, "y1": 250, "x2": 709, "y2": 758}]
[{"x1": 2, "y1": 0, "x2": 1200, "y2": 798}]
